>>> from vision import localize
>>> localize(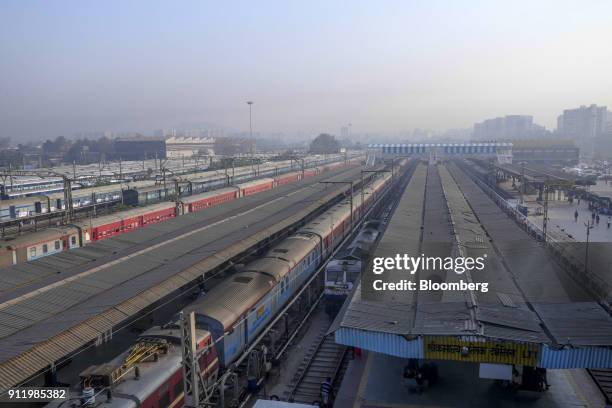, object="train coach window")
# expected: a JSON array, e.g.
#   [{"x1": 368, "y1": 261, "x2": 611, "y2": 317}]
[
  {"x1": 42, "y1": 244, "x2": 48, "y2": 254},
  {"x1": 55, "y1": 240, "x2": 61, "y2": 250},
  {"x1": 30, "y1": 247, "x2": 36, "y2": 258}
]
